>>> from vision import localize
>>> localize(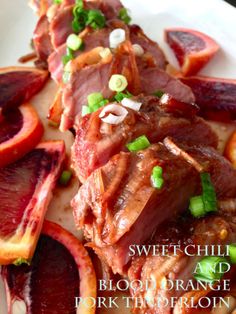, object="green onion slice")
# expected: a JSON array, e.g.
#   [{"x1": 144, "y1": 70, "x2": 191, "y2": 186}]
[
  {"x1": 109, "y1": 74, "x2": 128, "y2": 92},
  {"x1": 62, "y1": 47, "x2": 74, "y2": 65},
  {"x1": 114, "y1": 91, "x2": 132, "y2": 102},
  {"x1": 86, "y1": 93, "x2": 109, "y2": 113},
  {"x1": 152, "y1": 177, "x2": 164, "y2": 189},
  {"x1": 118, "y1": 8, "x2": 131, "y2": 24},
  {"x1": 86, "y1": 9, "x2": 106, "y2": 29},
  {"x1": 72, "y1": 2, "x2": 105, "y2": 33},
  {"x1": 13, "y1": 258, "x2": 30, "y2": 266},
  {"x1": 229, "y1": 244, "x2": 236, "y2": 264},
  {"x1": 154, "y1": 90, "x2": 165, "y2": 98},
  {"x1": 189, "y1": 195, "x2": 205, "y2": 218},
  {"x1": 189, "y1": 172, "x2": 217, "y2": 218},
  {"x1": 75, "y1": 0, "x2": 84, "y2": 8},
  {"x1": 152, "y1": 165, "x2": 163, "y2": 177},
  {"x1": 201, "y1": 172, "x2": 217, "y2": 213},
  {"x1": 151, "y1": 166, "x2": 164, "y2": 189},
  {"x1": 82, "y1": 105, "x2": 92, "y2": 116},
  {"x1": 59, "y1": 170, "x2": 72, "y2": 186},
  {"x1": 194, "y1": 256, "x2": 229, "y2": 283},
  {"x1": 87, "y1": 92, "x2": 104, "y2": 107},
  {"x1": 66, "y1": 34, "x2": 83, "y2": 51},
  {"x1": 62, "y1": 71, "x2": 71, "y2": 84},
  {"x1": 54, "y1": 0, "x2": 62, "y2": 4},
  {"x1": 72, "y1": 7, "x2": 88, "y2": 33},
  {"x1": 126, "y1": 135, "x2": 150, "y2": 152}
]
